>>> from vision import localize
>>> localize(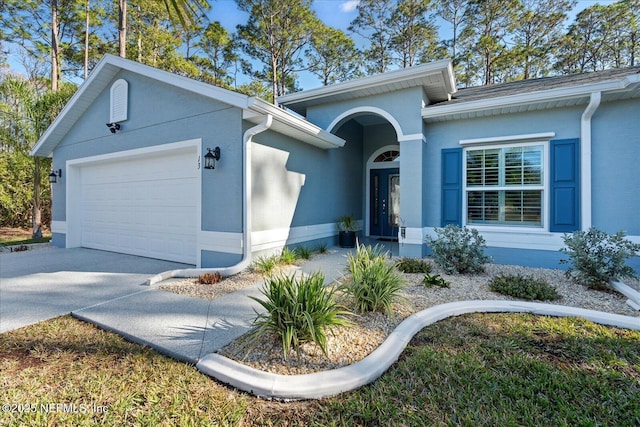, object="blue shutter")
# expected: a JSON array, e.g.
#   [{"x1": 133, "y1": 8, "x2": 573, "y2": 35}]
[
  {"x1": 441, "y1": 148, "x2": 463, "y2": 226},
  {"x1": 550, "y1": 139, "x2": 580, "y2": 232}
]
